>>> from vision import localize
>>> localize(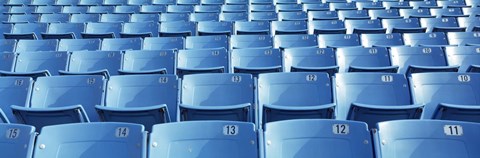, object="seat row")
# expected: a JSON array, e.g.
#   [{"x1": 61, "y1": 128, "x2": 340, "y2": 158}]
[
  {"x1": 1, "y1": 72, "x2": 480, "y2": 132},
  {"x1": 2, "y1": 119, "x2": 480, "y2": 158}
]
